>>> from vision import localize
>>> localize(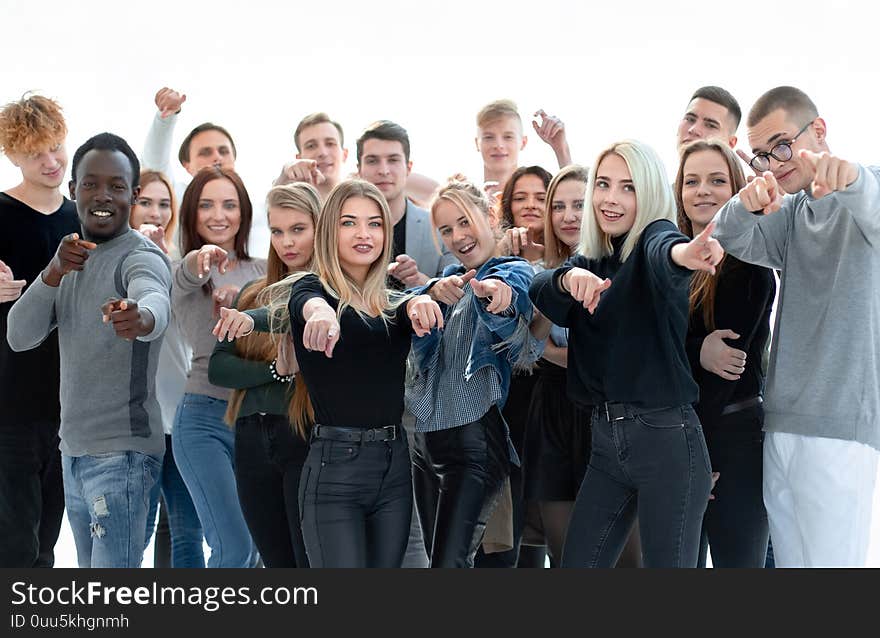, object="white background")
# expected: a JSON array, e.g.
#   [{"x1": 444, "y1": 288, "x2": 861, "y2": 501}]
[{"x1": 2, "y1": 0, "x2": 878, "y2": 566}]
